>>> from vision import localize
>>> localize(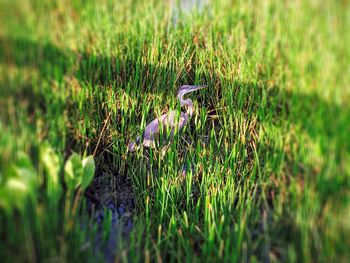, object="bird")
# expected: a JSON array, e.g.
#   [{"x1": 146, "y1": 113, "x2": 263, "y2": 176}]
[{"x1": 128, "y1": 85, "x2": 206, "y2": 152}]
